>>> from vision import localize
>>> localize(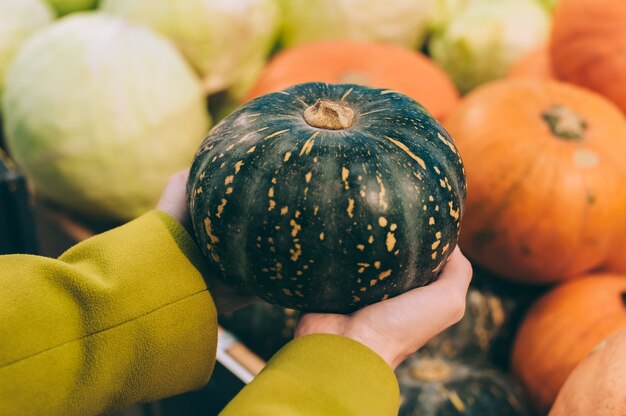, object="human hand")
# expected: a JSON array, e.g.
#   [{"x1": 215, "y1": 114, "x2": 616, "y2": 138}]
[
  {"x1": 295, "y1": 248, "x2": 473, "y2": 369},
  {"x1": 157, "y1": 170, "x2": 256, "y2": 314}
]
